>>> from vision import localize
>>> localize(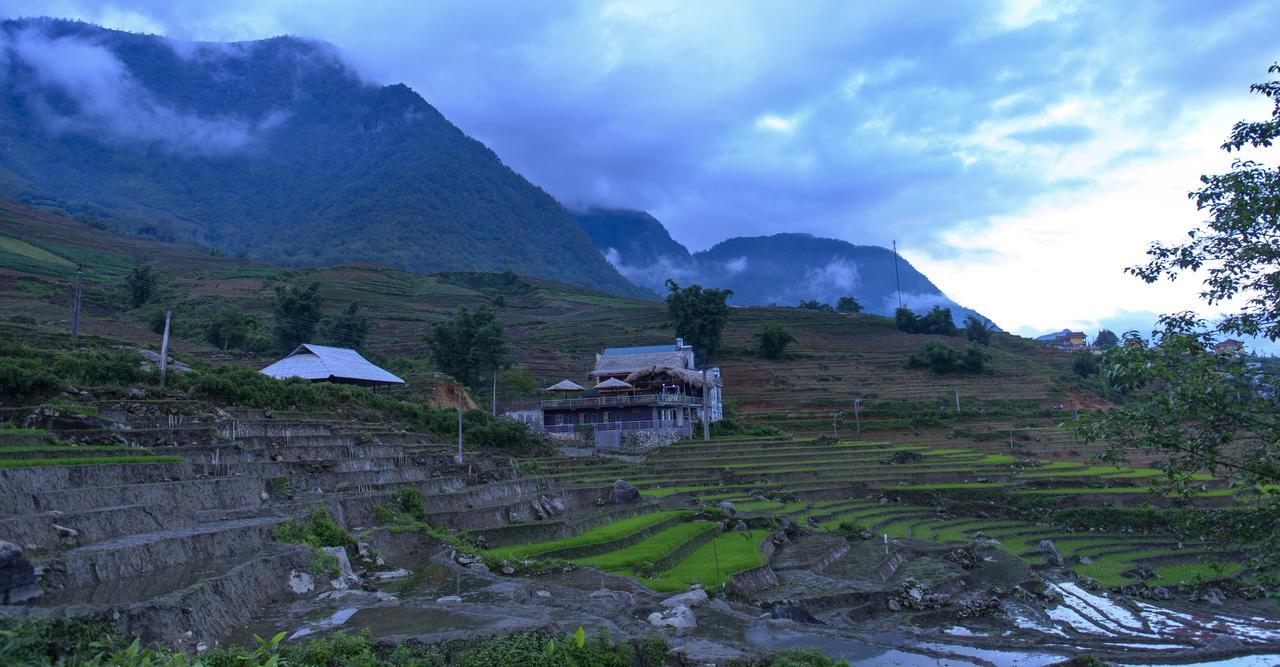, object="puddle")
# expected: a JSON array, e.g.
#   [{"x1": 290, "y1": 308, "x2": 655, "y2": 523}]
[
  {"x1": 377, "y1": 562, "x2": 505, "y2": 603},
  {"x1": 745, "y1": 625, "x2": 1067, "y2": 666}
]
